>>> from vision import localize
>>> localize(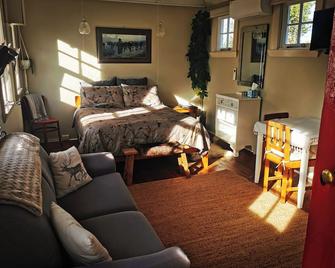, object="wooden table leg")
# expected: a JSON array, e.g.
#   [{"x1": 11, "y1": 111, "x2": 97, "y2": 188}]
[{"x1": 122, "y1": 148, "x2": 138, "y2": 186}]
